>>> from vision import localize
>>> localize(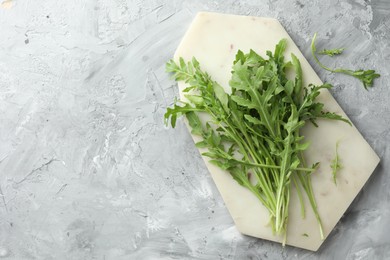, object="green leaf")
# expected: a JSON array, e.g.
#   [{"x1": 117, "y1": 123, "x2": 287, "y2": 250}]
[
  {"x1": 318, "y1": 48, "x2": 345, "y2": 57},
  {"x1": 214, "y1": 83, "x2": 229, "y2": 110},
  {"x1": 229, "y1": 167, "x2": 249, "y2": 186},
  {"x1": 184, "y1": 94, "x2": 204, "y2": 106},
  {"x1": 234, "y1": 50, "x2": 246, "y2": 64},
  {"x1": 285, "y1": 80, "x2": 294, "y2": 96},
  {"x1": 296, "y1": 141, "x2": 310, "y2": 151},
  {"x1": 209, "y1": 159, "x2": 234, "y2": 170},
  {"x1": 166, "y1": 59, "x2": 178, "y2": 73},
  {"x1": 211, "y1": 132, "x2": 221, "y2": 146},
  {"x1": 201, "y1": 152, "x2": 218, "y2": 159},
  {"x1": 319, "y1": 112, "x2": 351, "y2": 126},
  {"x1": 311, "y1": 33, "x2": 380, "y2": 89},
  {"x1": 182, "y1": 86, "x2": 196, "y2": 92},
  {"x1": 247, "y1": 49, "x2": 265, "y2": 66},
  {"x1": 195, "y1": 141, "x2": 208, "y2": 148},
  {"x1": 274, "y1": 39, "x2": 287, "y2": 63},
  {"x1": 164, "y1": 103, "x2": 200, "y2": 128},
  {"x1": 186, "y1": 112, "x2": 203, "y2": 135},
  {"x1": 231, "y1": 95, "x2": 254, "y2": 108},
  {"x1": 350, "y1": 69, "x2": 380, "y2": 90},
  {"x1": 275, "y1": 85, "x2": 284, "y2": 95},
  {"x1": 179, "y1": 57, "x2": 186, "y2": 69},
  {"x1": 291, "y1": 53, "x2": 302, "y2": 102},
  {"x1": 244, "y1": 114, "x2": 263, "y2": 125}
]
